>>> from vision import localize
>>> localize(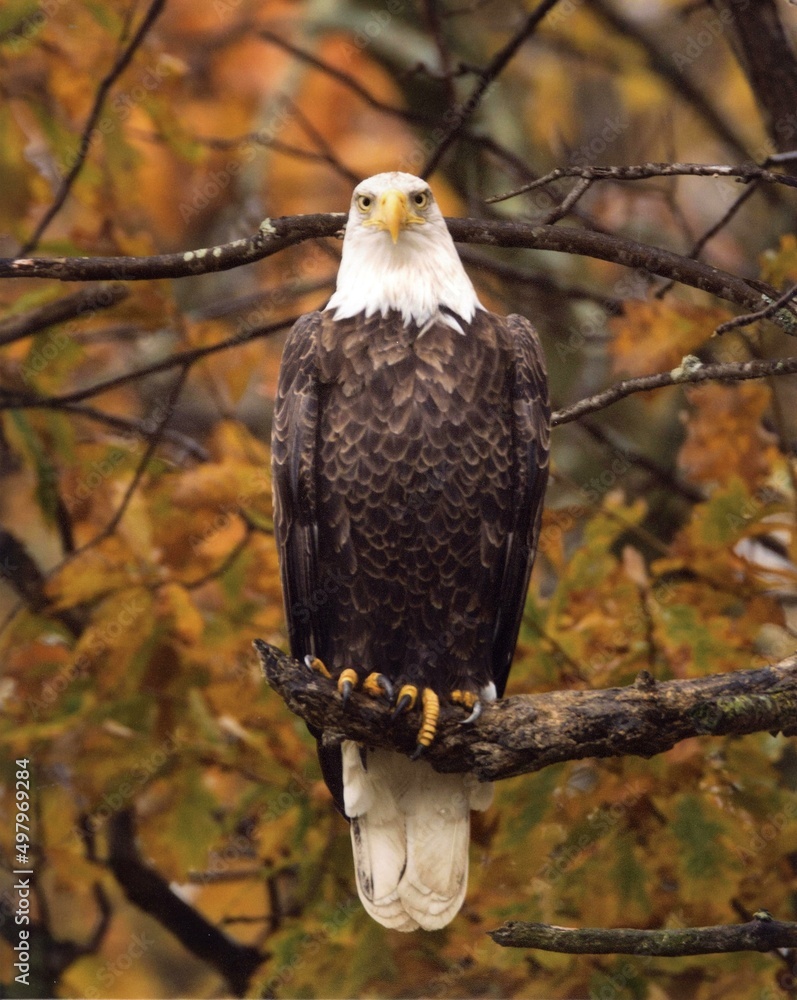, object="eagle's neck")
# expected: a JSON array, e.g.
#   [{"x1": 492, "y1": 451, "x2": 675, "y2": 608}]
[{"x1": 325, "y1": 225, "x2": 483, "y2": 333}]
